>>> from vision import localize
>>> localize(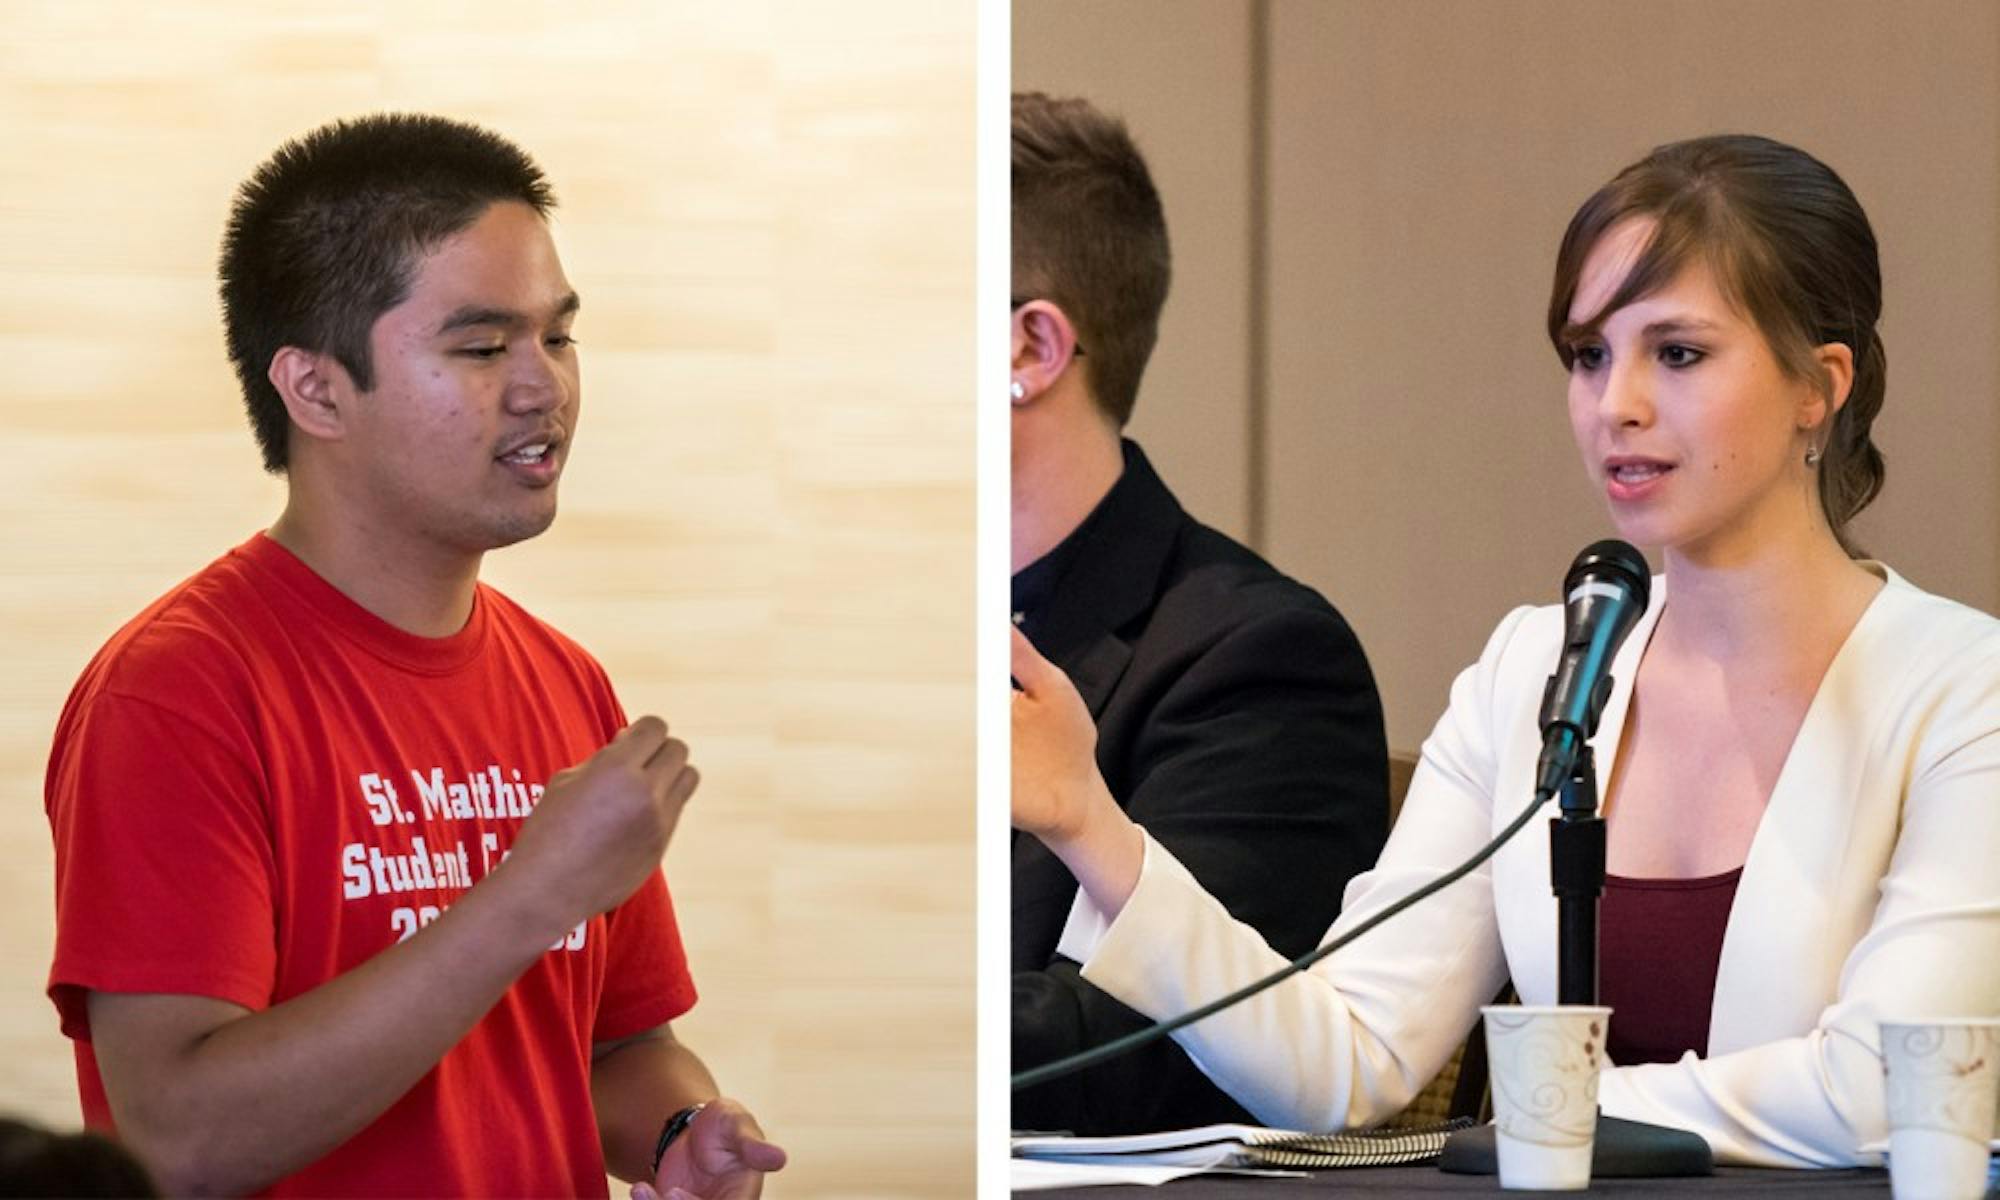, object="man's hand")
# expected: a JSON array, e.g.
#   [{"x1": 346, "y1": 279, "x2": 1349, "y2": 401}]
[
  {"x1": 635, "y1": 1099, "x2": 786, "y2": 1200},
  {"x1": 1012, "y1": 627, "x2": 1145, "y2": 912},
  {"x1": 501, "y1": 716, "x2": 699, "y2": 938}
]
